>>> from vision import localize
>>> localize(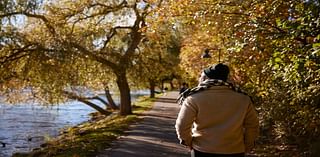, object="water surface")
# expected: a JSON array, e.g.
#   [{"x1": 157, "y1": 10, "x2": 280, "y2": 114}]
[{"x1": 0, "y1": 91, "x2": 148, "y2": 157}]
